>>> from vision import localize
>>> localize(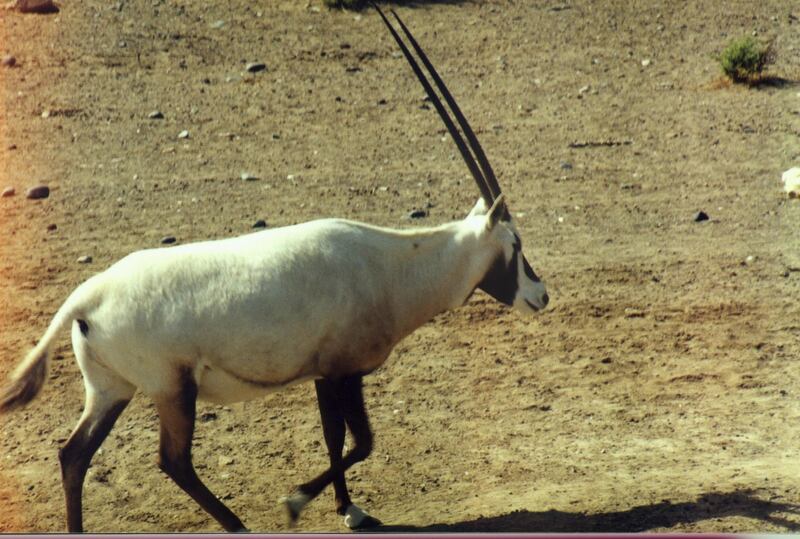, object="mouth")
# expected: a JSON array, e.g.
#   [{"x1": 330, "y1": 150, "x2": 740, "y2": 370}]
[{"x1": 524, "y1": 299, "x2": 541, "y2": 312}]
